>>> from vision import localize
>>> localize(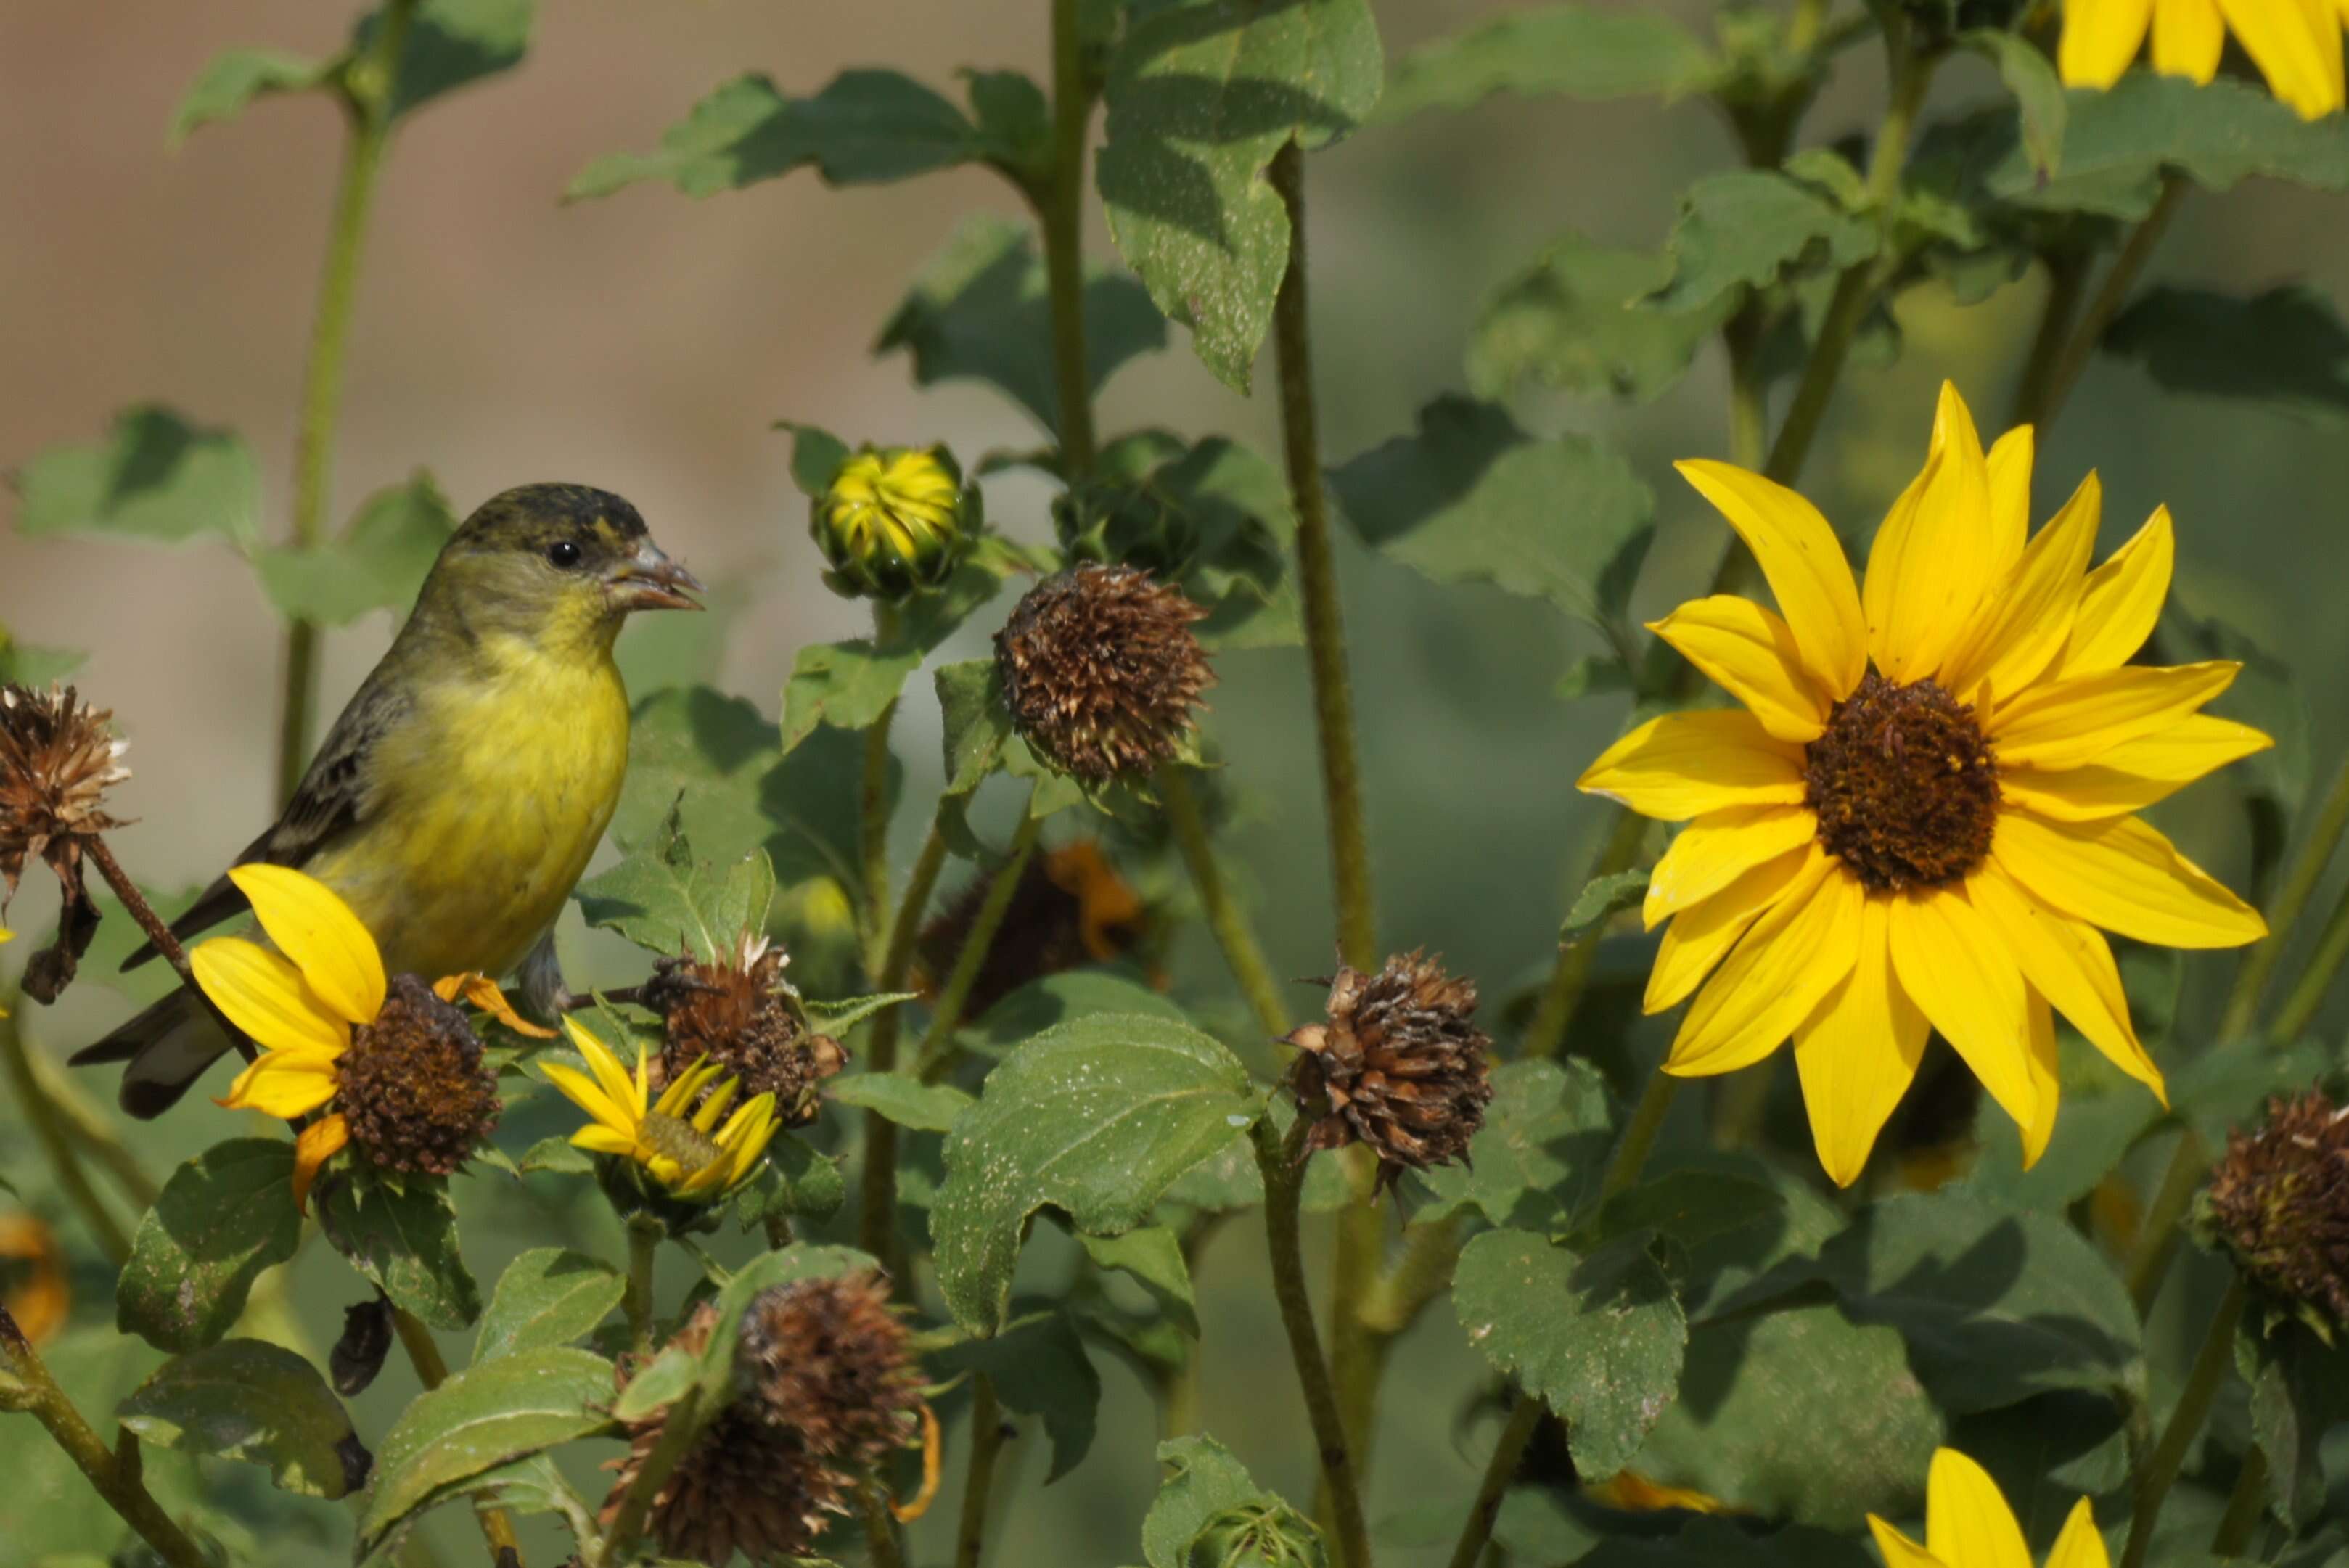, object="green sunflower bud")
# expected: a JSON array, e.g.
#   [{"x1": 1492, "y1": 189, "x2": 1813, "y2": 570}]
[
  {"x1": 810, "y1": 444, "x2": 979, "y2": 601},
  {"x1": 1186, "y1": 1501, "x2": 1326, "y2": 1568}
]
